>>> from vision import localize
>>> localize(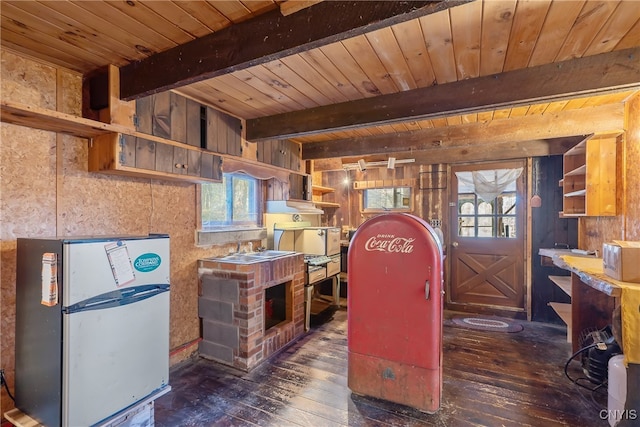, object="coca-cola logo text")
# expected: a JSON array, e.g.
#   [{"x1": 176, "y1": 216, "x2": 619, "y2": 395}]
[{"x1": 364, "y1": 234, "x2": 415, "y2": 253}]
